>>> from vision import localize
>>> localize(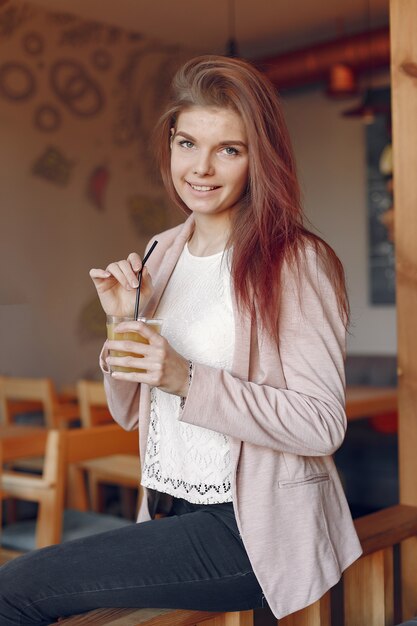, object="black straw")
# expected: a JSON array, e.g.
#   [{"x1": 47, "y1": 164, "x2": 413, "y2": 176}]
[{"x1": 133, "y1": 240, "x2": 158, "y2": 320}]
